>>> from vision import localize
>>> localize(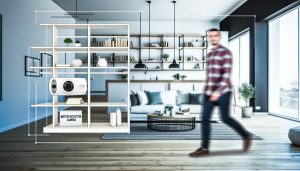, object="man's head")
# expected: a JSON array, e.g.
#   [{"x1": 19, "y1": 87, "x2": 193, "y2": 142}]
[{"x1": 207, "y1": 28, "x2": 221, "y2": 46}]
